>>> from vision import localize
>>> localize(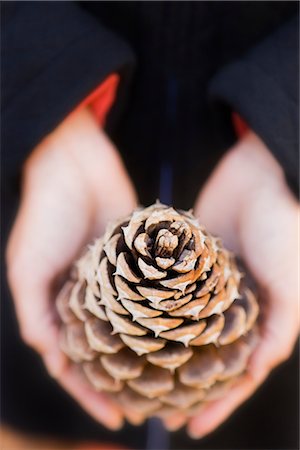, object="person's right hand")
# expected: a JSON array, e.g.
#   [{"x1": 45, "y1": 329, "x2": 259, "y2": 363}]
[{"x1": 6, "y1": 107, "x2": 137, "y2": 430}]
